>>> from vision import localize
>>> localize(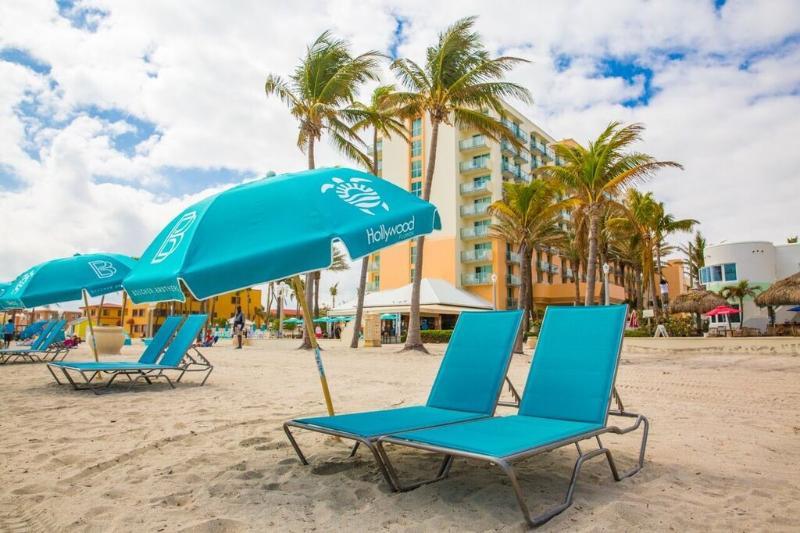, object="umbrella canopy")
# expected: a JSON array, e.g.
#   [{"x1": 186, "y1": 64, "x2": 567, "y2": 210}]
[
  {"x1": 705, "y1": 305, "x2": 739, "y2": 316},
  {"x1": 283, "y1": 318, "x2": 303, "y2": 325},
  {"x1": 754, "y1": 272, "x2": 800, "y2": 307},
  {"x1": 671, "y1": 290, "x2": 728, "y2": 314},
  {"x1": 0, "y1": 282, "x2": 12, "y2": 310},
  {"x1": 380, "y1": 313, "x2": 398, "y2": 320},
  {"x1": 0, "y1": 253, "x2": 137, "y2": 308},
  {"x1": 789, "y1": 306, "x2": 800, "y2": 312},
  {"x1": 313, "y1": 317, "x2": 332, "y2": 323},
  {"x1": 124, "y1": 167, "x2": 441, "y2": 303}
]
